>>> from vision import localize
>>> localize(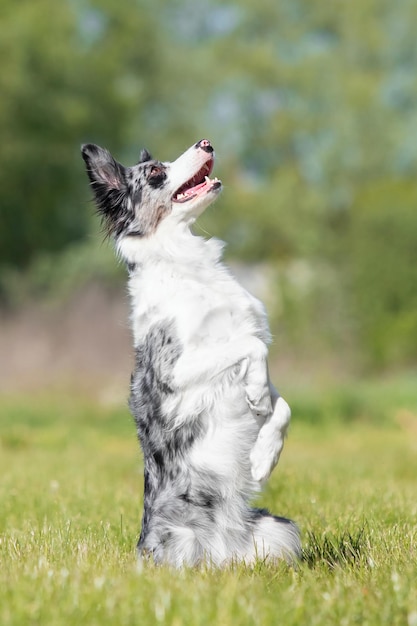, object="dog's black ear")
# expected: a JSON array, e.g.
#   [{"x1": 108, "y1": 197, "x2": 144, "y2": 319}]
[
  {"x1": 81, "y1": 144, "x2": 129, "y2": 235},
  {"x1": 81, "y1": 143, "x2": 126, "y2": 192},
  {"x1": 138, "y1": 148, "x2": 153, "y2": 163}
]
